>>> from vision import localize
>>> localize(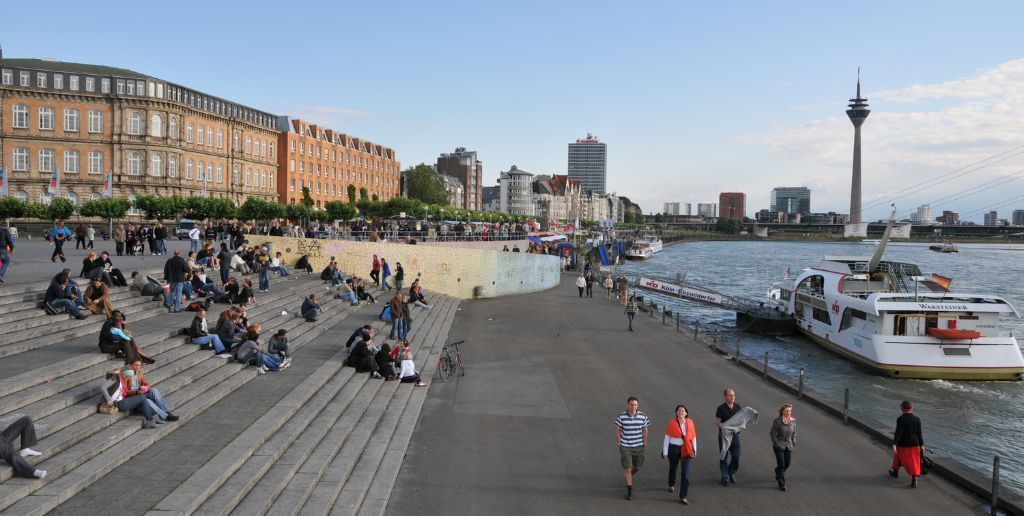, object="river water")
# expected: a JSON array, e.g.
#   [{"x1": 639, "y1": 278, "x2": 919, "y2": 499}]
[{"x1": 616, "y1": 240, "x2": 1024, "y2": 492}]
